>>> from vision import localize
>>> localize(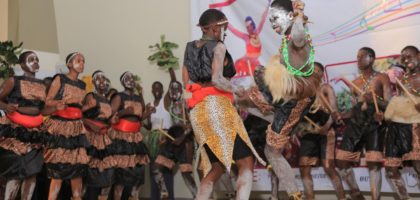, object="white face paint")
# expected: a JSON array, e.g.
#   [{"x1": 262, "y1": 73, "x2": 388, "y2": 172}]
[
  {"x1": 169, "y1": 82, "x2": 182, "y2": 101},
  {"x1": 25, "y1": 53, "x2": 40, "y2": 73},
  {"x1": 220, "y1": 26, "x2": 226, "y2": 41},
  {"x1": 73, "y1": 63, "x2": 82, "y2": 72},
  {"x1": 122, "y1": 73, "x2": 135, "y2": 89},
  {"x1": 269, "y1": 7, "x2": 293, "y2": 35},
  {"x1": 69, "y1": 54, "x2": 85, "y2": 73}
]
